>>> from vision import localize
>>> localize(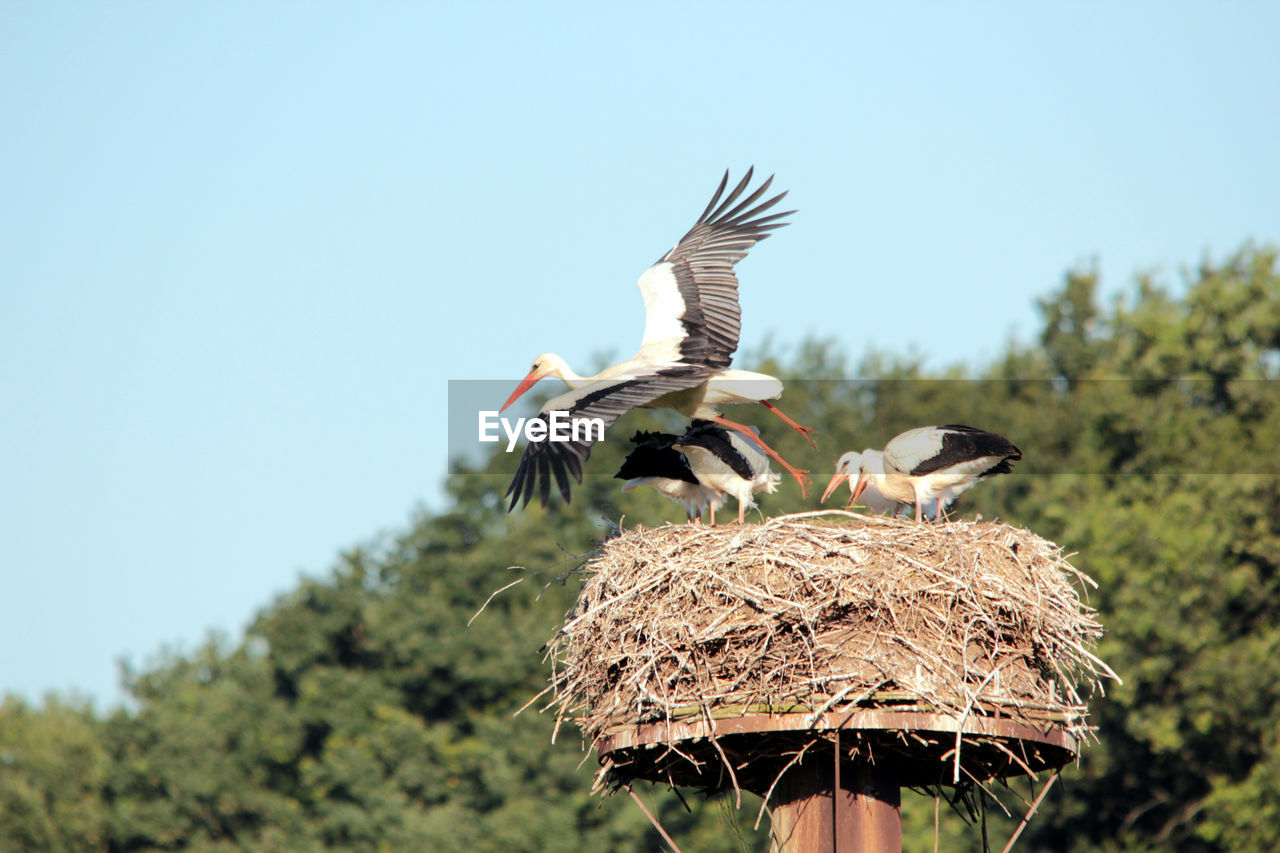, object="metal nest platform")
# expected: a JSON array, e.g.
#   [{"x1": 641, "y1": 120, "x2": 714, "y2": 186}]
[
  {"x1": 539, "y1": 511, "x2": 1117, "y2": 848},
  {"x1": 597, "y1": 706, "x2": 1078, "y2": 794}
]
